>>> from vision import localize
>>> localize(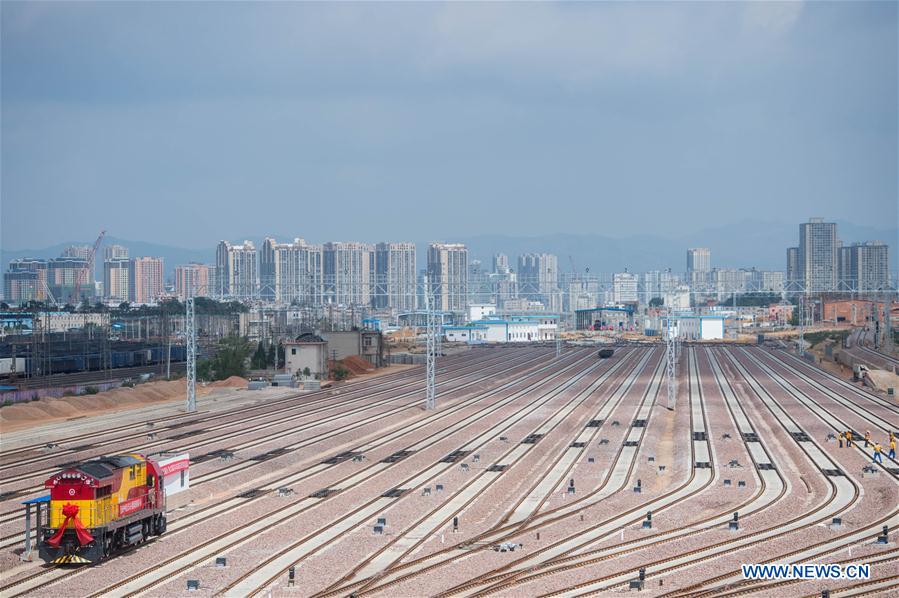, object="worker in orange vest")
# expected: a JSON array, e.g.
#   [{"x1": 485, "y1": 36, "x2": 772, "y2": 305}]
[
  {"x1": 846, "y1": 430, "x2": 853, "y2": 448},
  {"x1": 865, "y1": 430, "x2": 871, "y2": 447},
  {"x1": 889, "y1": 437, "x2": 896, "y2": 460}
]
